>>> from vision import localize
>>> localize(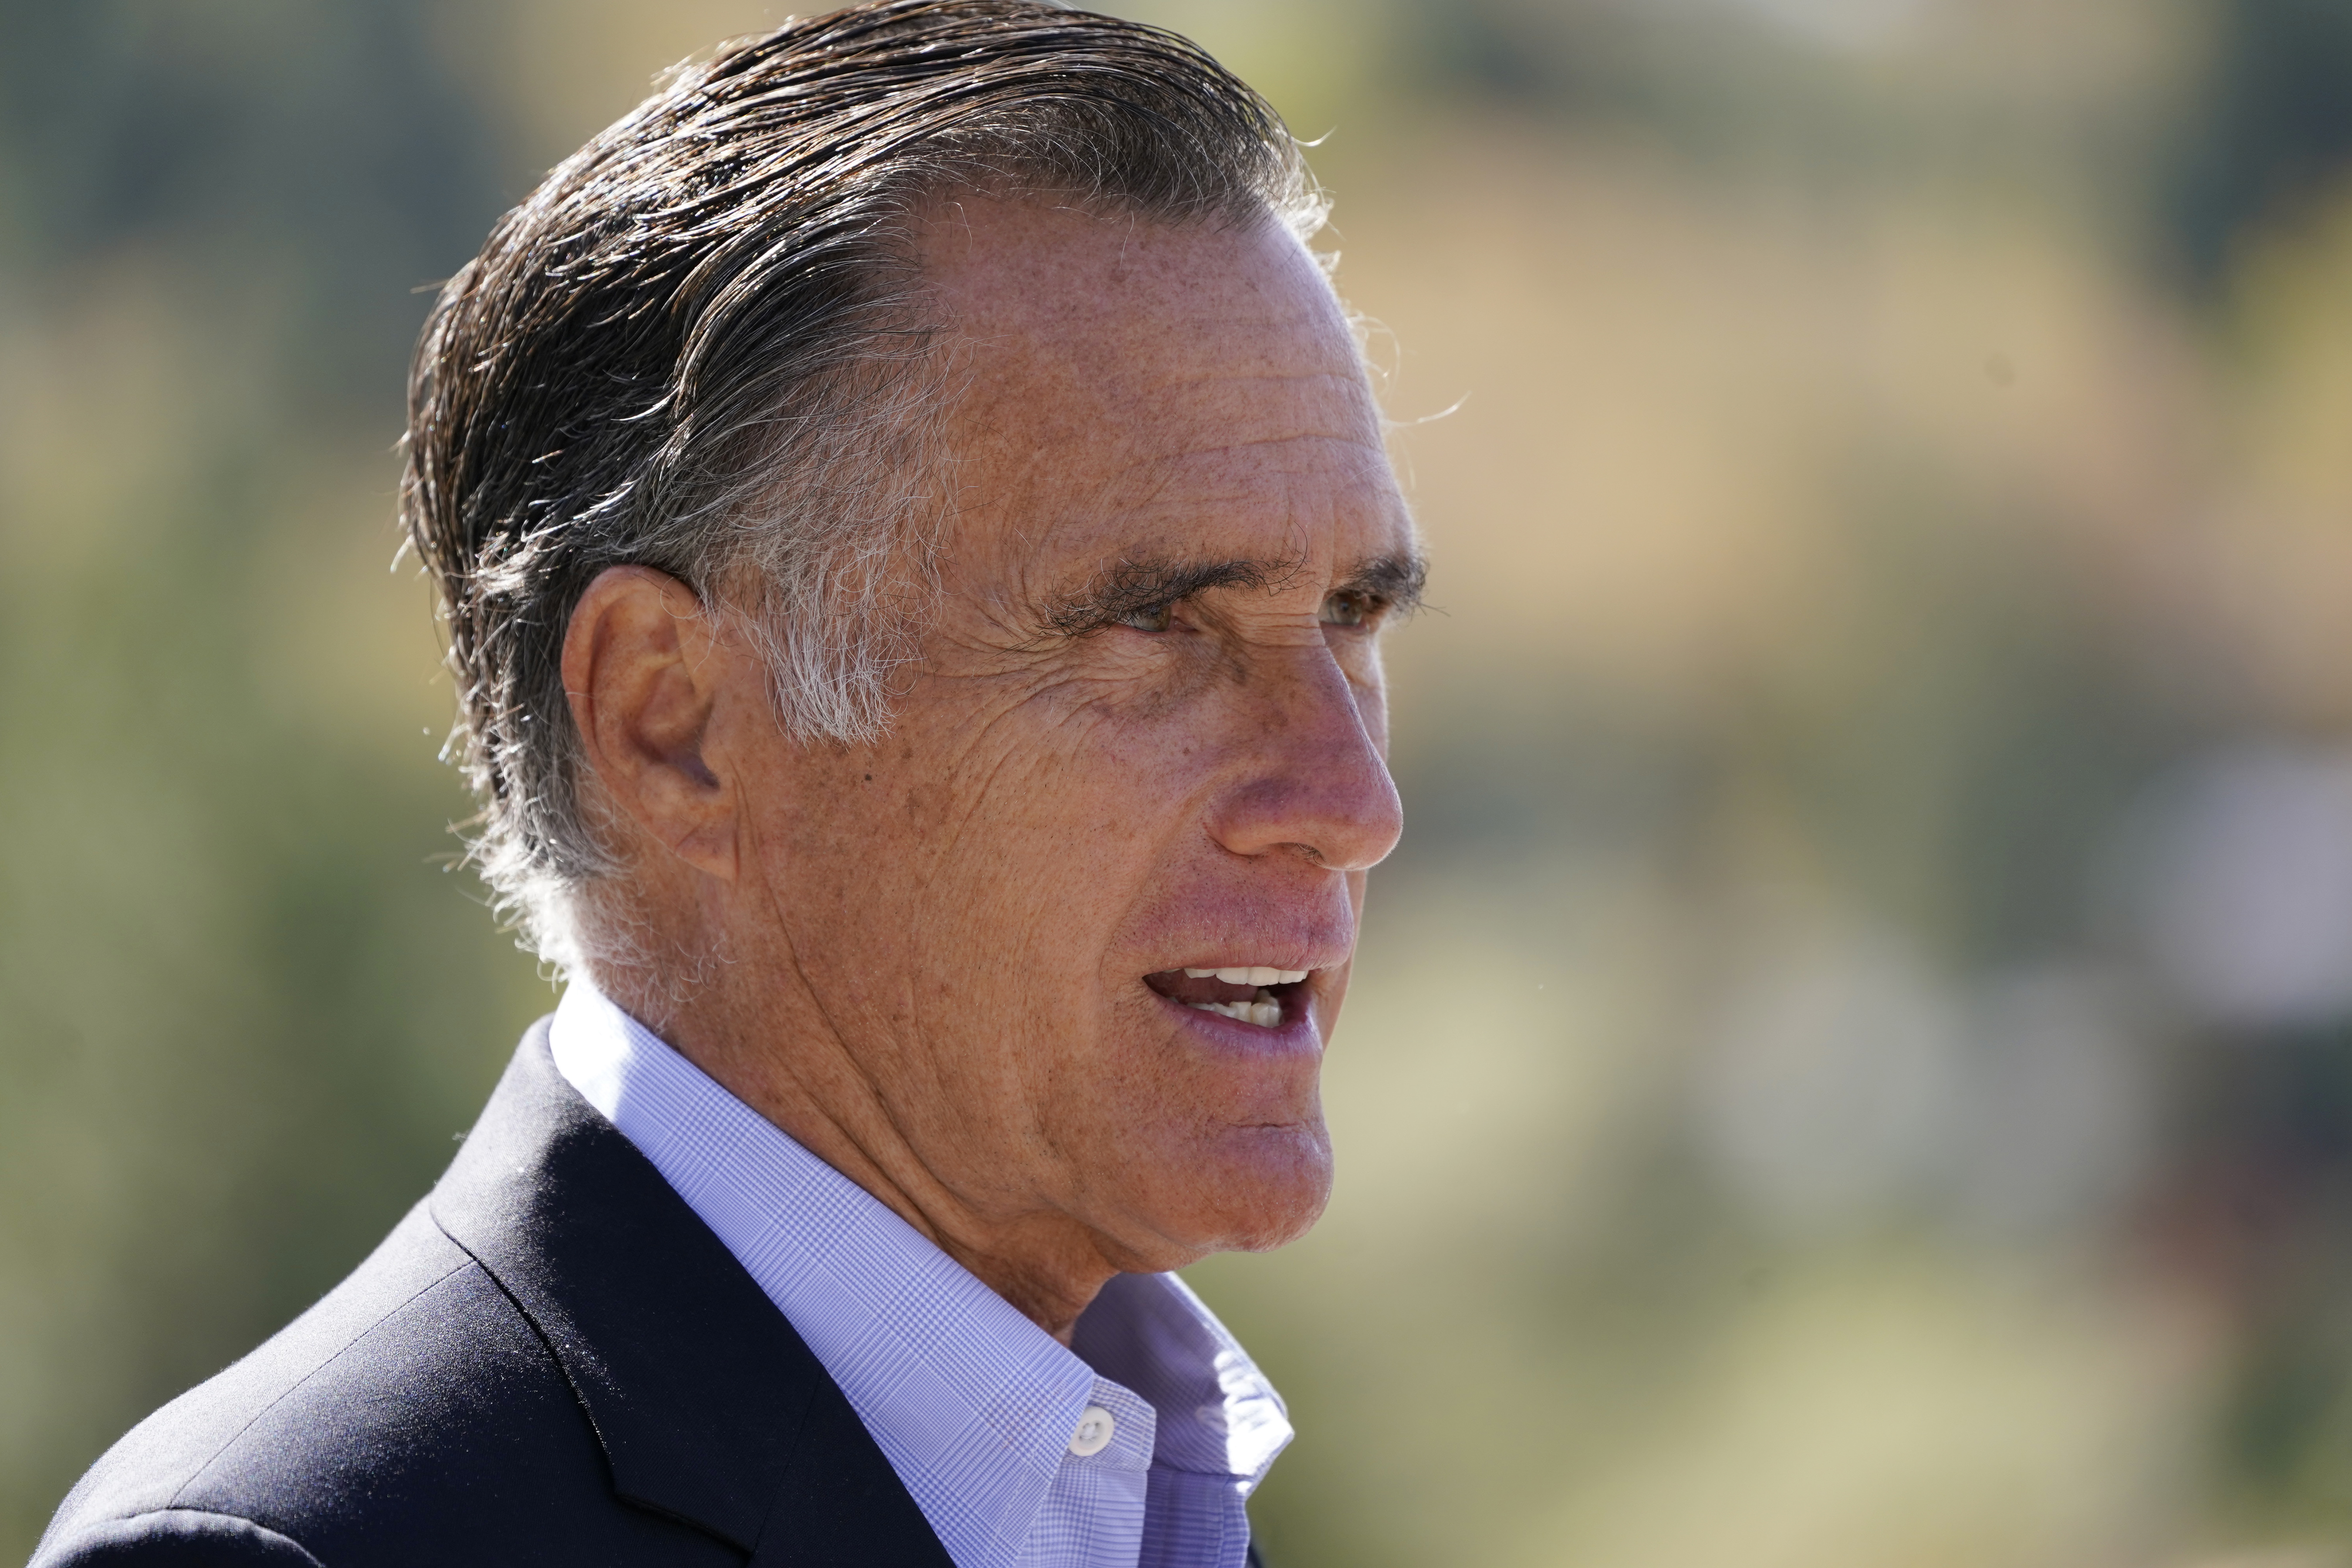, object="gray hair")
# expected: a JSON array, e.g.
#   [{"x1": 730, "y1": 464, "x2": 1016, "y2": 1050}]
[{"x1": 400, "y1": 0, "x2": 1326, "y2": 978}]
